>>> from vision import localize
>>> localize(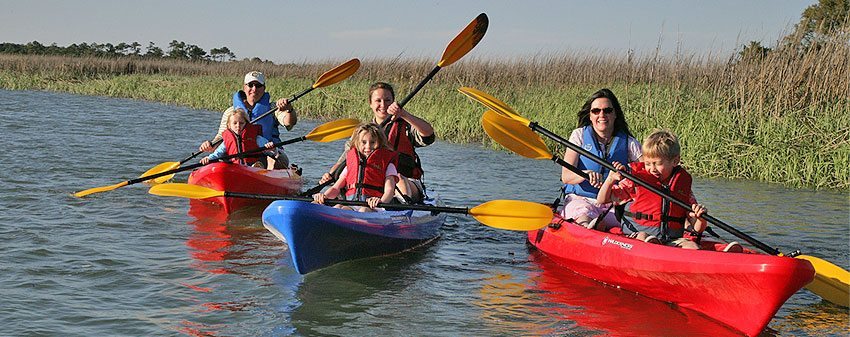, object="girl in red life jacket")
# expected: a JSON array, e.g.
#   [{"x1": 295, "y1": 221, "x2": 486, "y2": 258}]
[
  {"x1": 597, "y1": 129, "x2": 738, "y2": 250},
  {"x1": 200, "y1": 108, "x2": 277, "y2": 168},
  {"x1": 312, "y1": 123, "x2": 400, "y2": 212}
]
